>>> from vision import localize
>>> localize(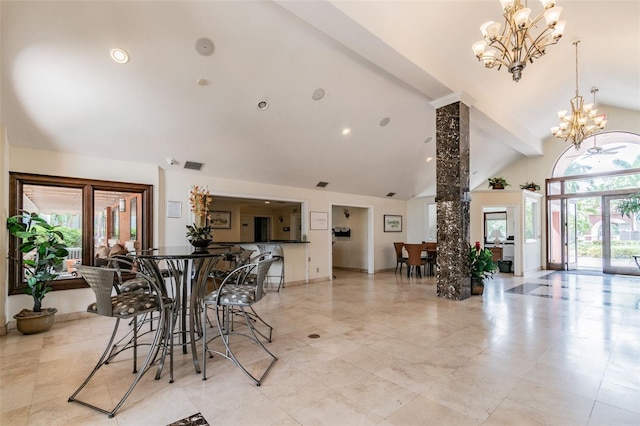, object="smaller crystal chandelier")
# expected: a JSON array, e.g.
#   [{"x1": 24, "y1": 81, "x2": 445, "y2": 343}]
[
  {"x1": 551, "y1": 40, "x2": 607, "y2": 150},
  {"x1": 472, "y1": 0, "x2": 566, "y2": 82}
]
